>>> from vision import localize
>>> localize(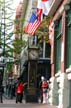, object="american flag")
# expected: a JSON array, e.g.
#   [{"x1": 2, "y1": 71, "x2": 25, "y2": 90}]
[
  {"x1": 37, "y1": 0, "x2": 50, "y2": 16},
  {"x1": 25, "y1": 13, "x2": 41, "y2": 36}
]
